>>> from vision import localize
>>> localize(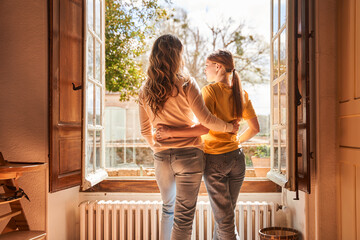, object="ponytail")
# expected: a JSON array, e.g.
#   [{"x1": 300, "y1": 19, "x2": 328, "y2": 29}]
[{"x1": 232, "y1": 69, "x2": 244, "y2": 119}]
